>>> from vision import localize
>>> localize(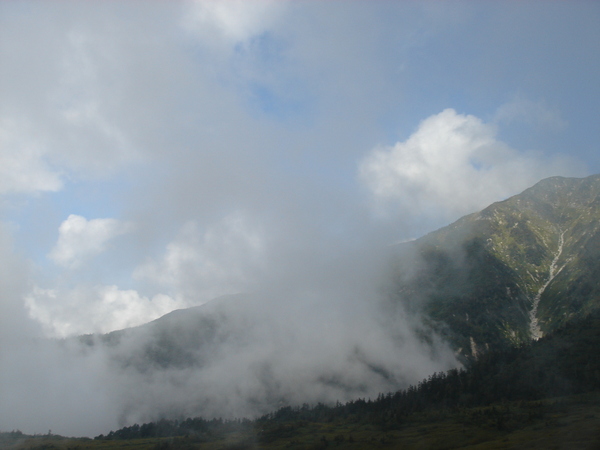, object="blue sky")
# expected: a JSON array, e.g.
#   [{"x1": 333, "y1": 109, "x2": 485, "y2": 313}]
[{"x1": 1, "y1": 0, "x2": 599, "y2": 337}]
